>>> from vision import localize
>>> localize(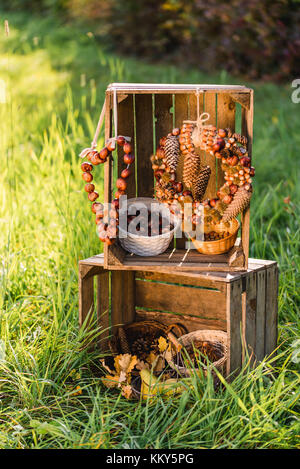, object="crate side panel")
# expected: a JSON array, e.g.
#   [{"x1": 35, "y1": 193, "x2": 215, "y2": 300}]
[
  {"x1": 265, "y1": 264, "x2": 278, "y2": 356},
  {"x1": 135, "y1": 94, "x2": 154, "y2": 198},
  {"x1": 135, "y1": 279, "x2": 226, "y2": 320},
  {"x1": 244, "y1": 270, "x2": 257, "y2": 361}
]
